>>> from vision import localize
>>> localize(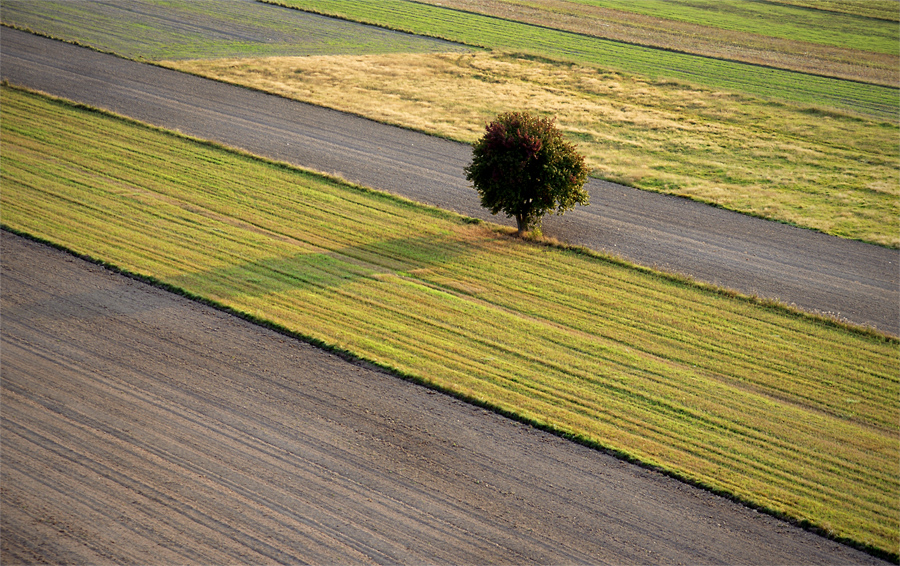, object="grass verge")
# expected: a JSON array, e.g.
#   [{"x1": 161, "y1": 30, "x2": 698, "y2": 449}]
[
  {"x1": 167, "y1": 51, "x2": 900, "y2": 247},
  {"x1": 2, "y1": 85, "x2": 897, "y2": 558}
]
